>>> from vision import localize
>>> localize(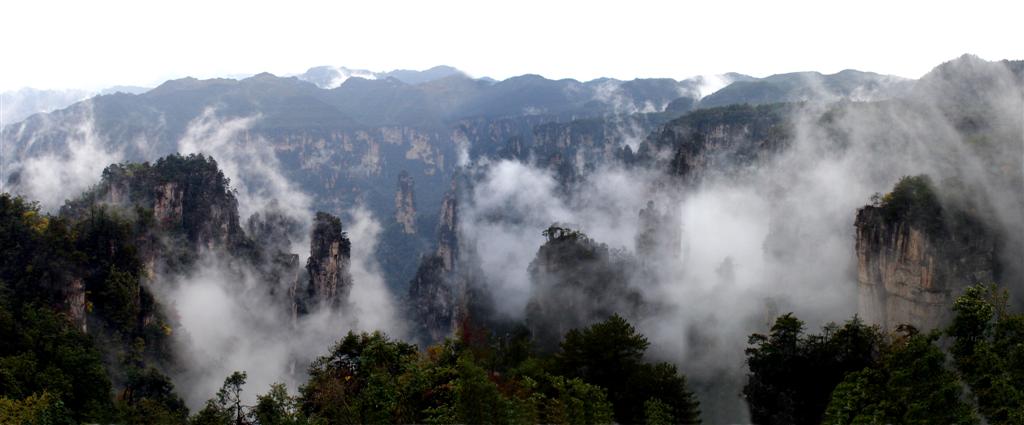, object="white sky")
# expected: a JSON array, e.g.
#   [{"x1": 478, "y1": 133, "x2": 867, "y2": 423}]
[{"x1": 1, "y1": 0, "x2": 1022, "y2": 91}]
